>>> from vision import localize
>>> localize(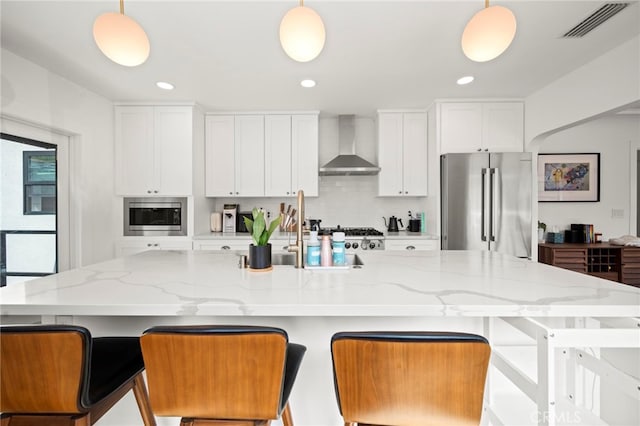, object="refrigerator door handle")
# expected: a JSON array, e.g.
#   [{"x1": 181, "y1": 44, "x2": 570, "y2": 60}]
[
  {"x1": 481, "y1": 168, "x2": 488, "y2": 242},
  {"x1": 490, "y1": 168, "x2": 499, "y2": 242}
]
